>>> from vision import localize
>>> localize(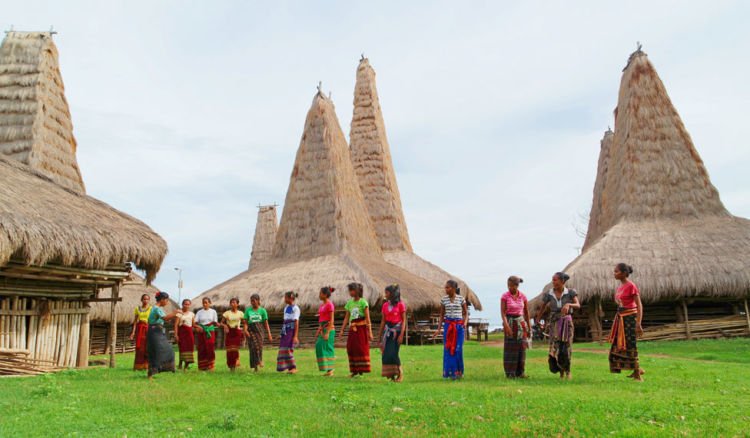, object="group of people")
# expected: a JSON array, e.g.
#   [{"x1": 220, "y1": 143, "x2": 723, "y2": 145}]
[
  {"x1": 503, "y1": 263, "x2": 644, "y2": 382},
  {"x1": 130, "y1": 263, "x2": 645, "y2": 383}
]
